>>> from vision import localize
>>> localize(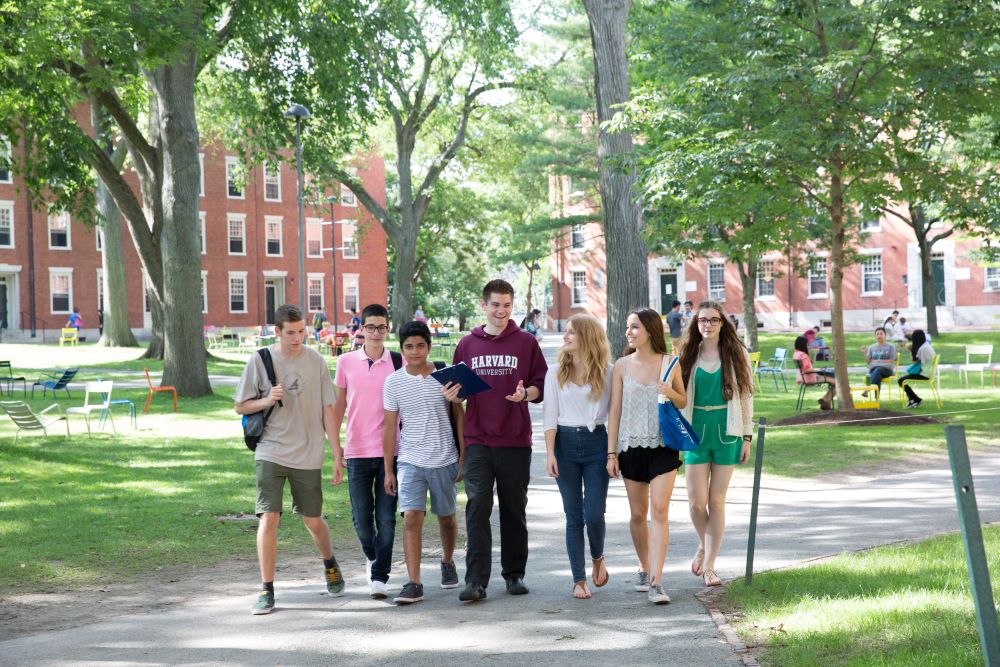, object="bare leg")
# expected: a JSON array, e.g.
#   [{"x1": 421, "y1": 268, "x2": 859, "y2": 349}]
[
  {"x1": 403, "y1": 510, "x2": 425, "y2": 583},
  {"x1": 438, "y1": 514, "x2": 457, "y2": 564},
  {"x1": 257, "y1": 512, "x2": 280, "y2": 582},
  {"x1": 702, "y1": 463, "x2": 736, "y2": 585},
  {"x1": 646, "y1": 471, "x2": 677, "y2": 585},
  {"x1": 685, "y1": 463, "x2": 711, "y2": 574},
  {"x1": 624, "y1": 479, "x2": 650, "y2": 573},
  {"x1": 301, "y1": 515, "x2": 334, "y2": 560}
]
